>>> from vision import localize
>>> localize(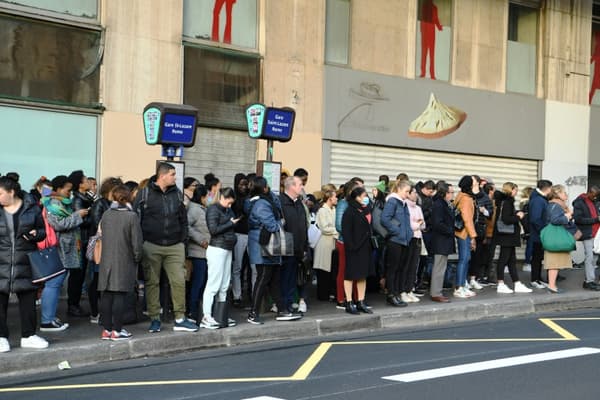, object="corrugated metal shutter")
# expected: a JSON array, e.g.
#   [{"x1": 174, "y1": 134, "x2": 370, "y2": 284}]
[{"x1": 327, "y1": 141, "x2": 539, "y2": 193}]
